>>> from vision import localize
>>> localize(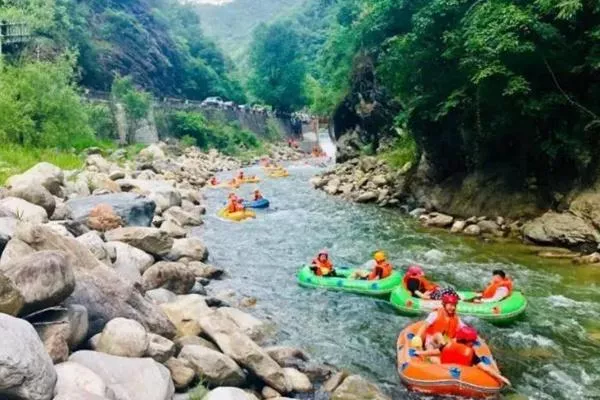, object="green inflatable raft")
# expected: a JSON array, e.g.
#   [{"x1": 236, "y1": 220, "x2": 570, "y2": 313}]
[
  {"x1": 389, "y1": 286, "x2": 527, "y2": 324},
  {"x1": 296, "y1": 265, "x2": 403, "y2": 297}
]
